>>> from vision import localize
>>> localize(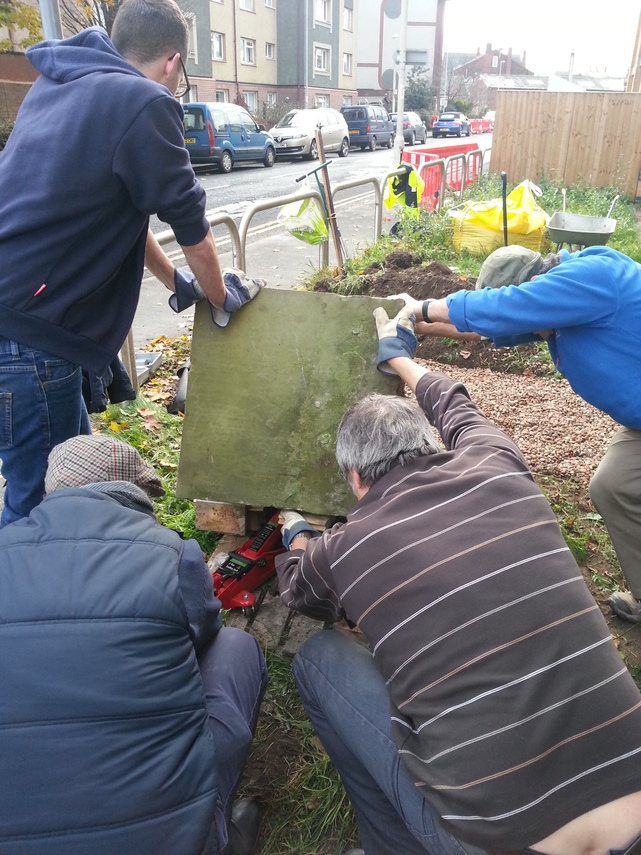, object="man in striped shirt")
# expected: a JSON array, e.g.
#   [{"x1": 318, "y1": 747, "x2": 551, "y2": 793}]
[{"x1": 275, "y1": 306, "x2": 641, "y2": 855}]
